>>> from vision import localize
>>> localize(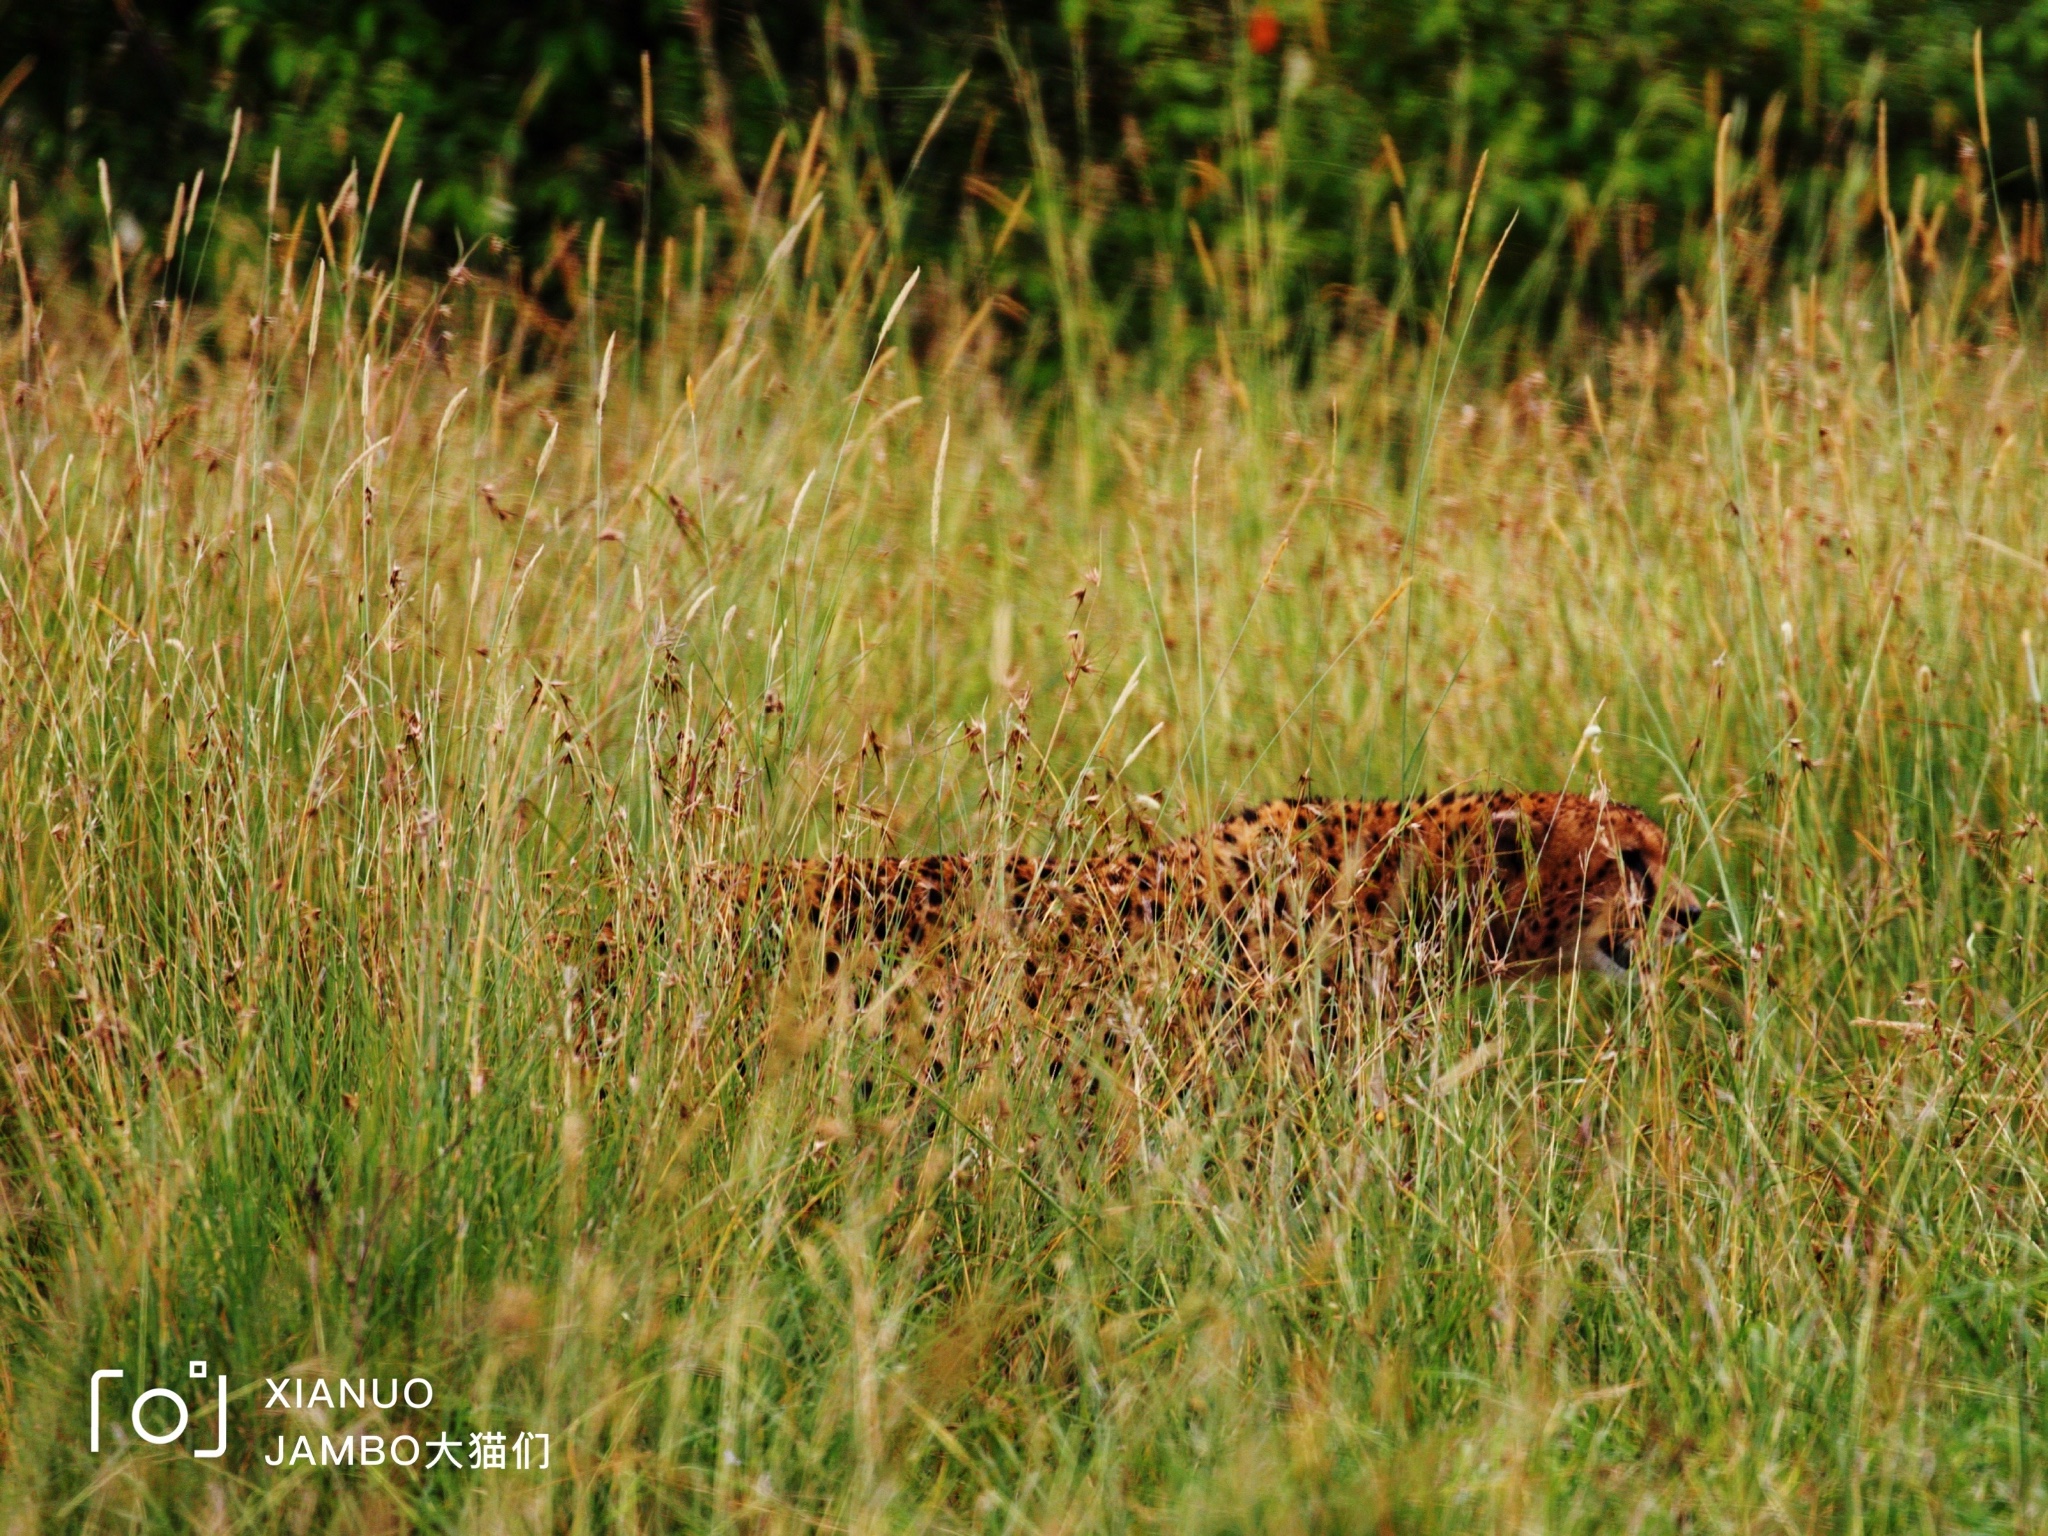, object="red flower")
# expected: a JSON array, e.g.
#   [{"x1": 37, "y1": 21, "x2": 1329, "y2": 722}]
[{"x1": 1248, "y1": 5, "x2": 1281, "y2": 55}]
